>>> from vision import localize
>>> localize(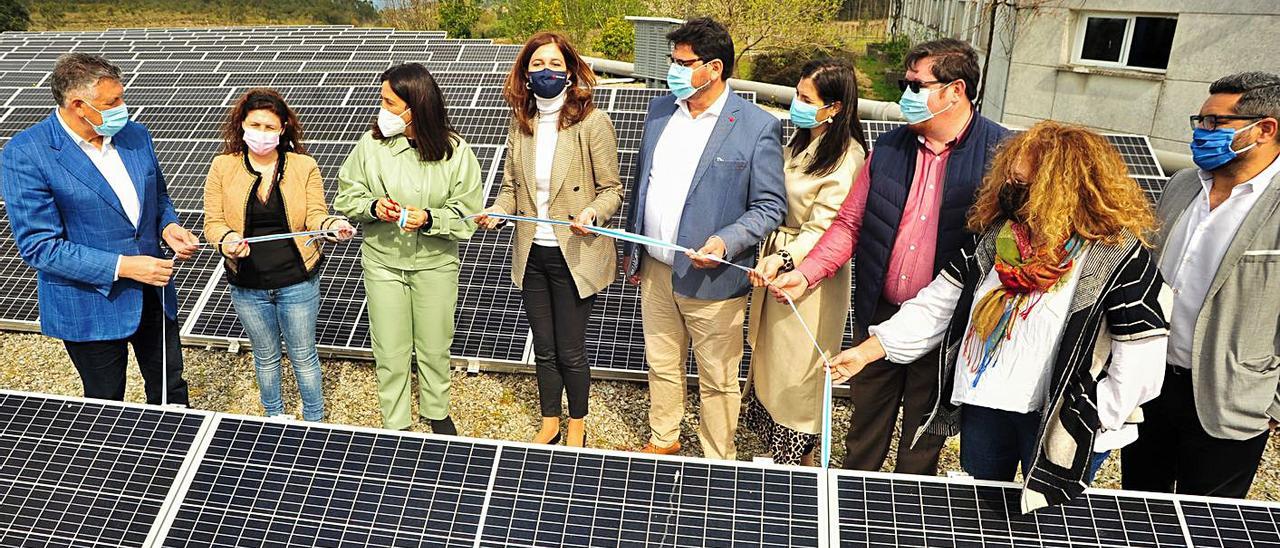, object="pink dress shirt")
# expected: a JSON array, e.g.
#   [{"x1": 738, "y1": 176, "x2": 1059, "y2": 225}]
[{"x1": 798, "y1": 128, "x2": 967, "y2": 306}]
